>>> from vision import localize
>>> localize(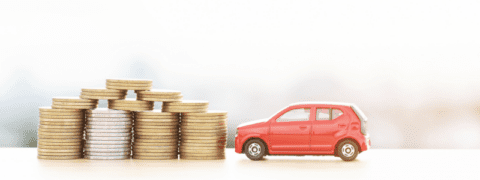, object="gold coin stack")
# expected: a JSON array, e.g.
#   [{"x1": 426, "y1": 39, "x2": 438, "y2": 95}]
[
  {"x1": 37, "y1": 107, "x2": 85, "y2": 160},
  {"x1": 108, "y1": 98, "x2": 154, "y2": 111},
  {"x1": 162, "y1": 100, "x2": 209, "y2": 113},
  {"x1": 179, "y1": 111, "x2": 228, "y2": 160},
  {"x1": 106, "y1": 79, "x2": 153, "y2": 91},
  {"x1": 80, "y1": 88, "x2": 127, "y2": 100},
  {"x1": 136, "y1": 89, "x2": 182, "y2": 102},
  {"x1": 52, "y1": 97, "x2": 98, "y2": 109},
  {"x1": 132, "y1": 110, "x2": 180, "y2": 160}
]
